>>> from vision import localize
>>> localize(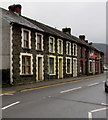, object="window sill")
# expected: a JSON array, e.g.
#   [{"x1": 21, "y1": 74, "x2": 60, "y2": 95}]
[
  {"x1": 49, "y1": 74, "x2": 56, "y2": 76},
  {"x1": 49, "y1": 52, "x2": 55, "y2": 54},
  {"x1": 22, "y1": 47, "x2": 31, "y2": 50},
  {"x1": 66, "y1": 73, "x2": 72, "y2": 74},
  {"x1": 58, "y1": 53, "x2": 63, "y2": 55},
  {"x1": 20, "y1": 74, "x2": 33, "y2": 77}
]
